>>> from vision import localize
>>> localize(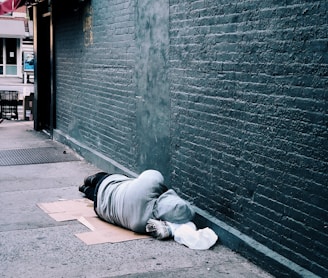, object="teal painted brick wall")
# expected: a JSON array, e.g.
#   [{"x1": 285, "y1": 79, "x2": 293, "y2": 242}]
[
  {"x1": 55, "y1": 0, "x2": 170, "y2": 177},
  {"x1": 53, "y1": 1, "x2": 327, "y2": 276},
  {"x1": 169, "y1": 1, "x2": 327, "y2": 276}
]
